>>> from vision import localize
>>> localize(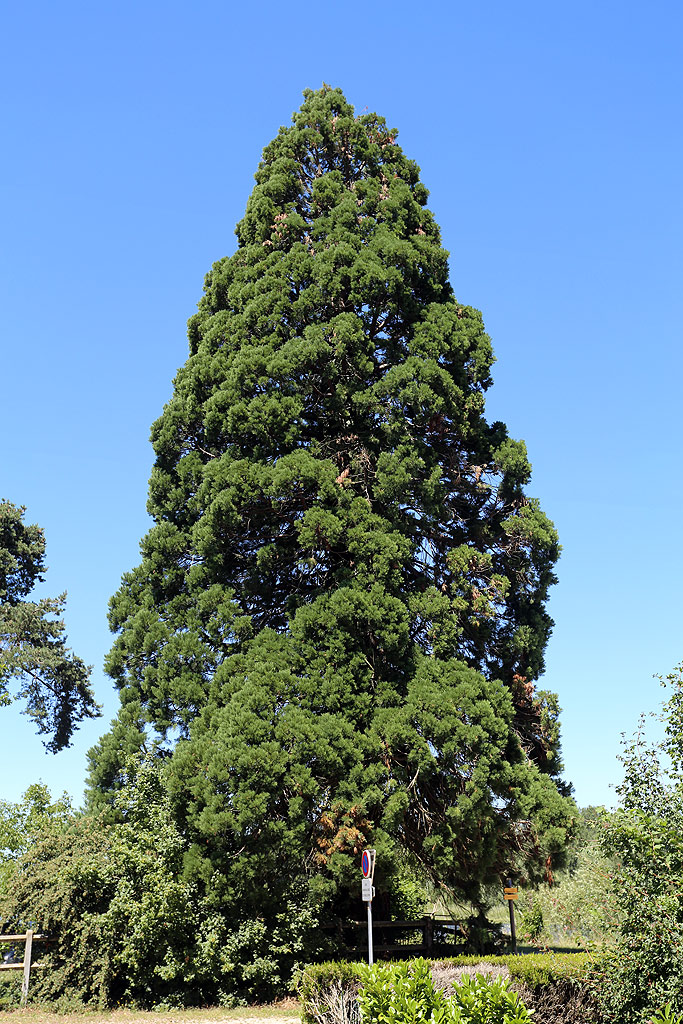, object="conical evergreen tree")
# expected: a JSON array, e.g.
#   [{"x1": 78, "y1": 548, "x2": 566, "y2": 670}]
[{"x1": 90, "y1": 88, "x2": 573, "y2": 922}]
